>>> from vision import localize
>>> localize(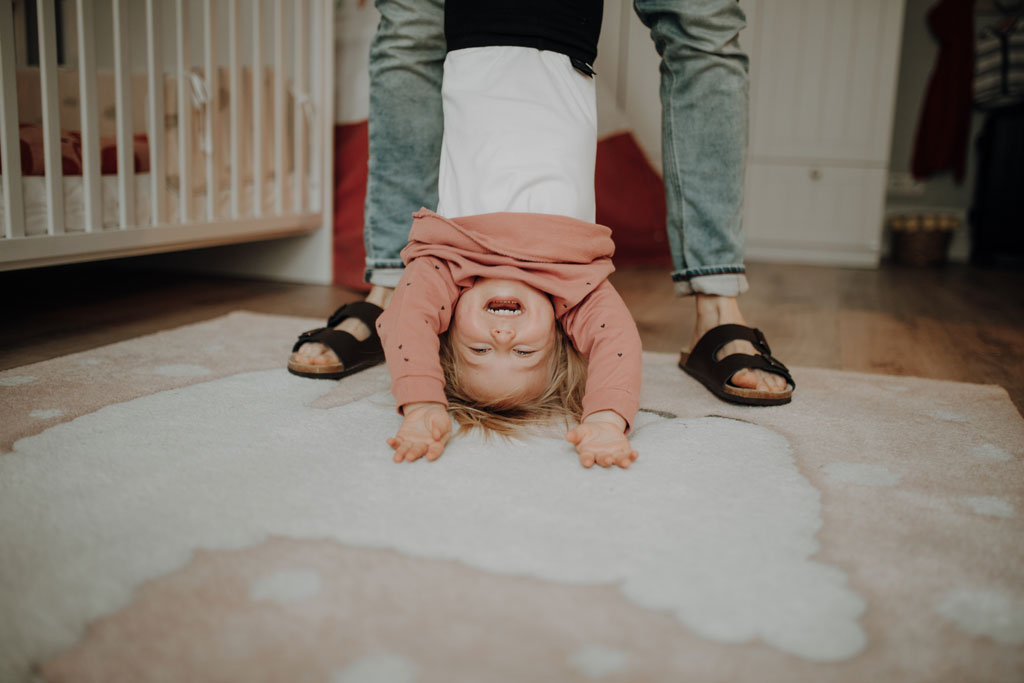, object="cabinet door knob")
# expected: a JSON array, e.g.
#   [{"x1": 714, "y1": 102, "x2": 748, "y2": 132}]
[{"x1": 809, "y1": 168, "x2": 822, "y2": 181}]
